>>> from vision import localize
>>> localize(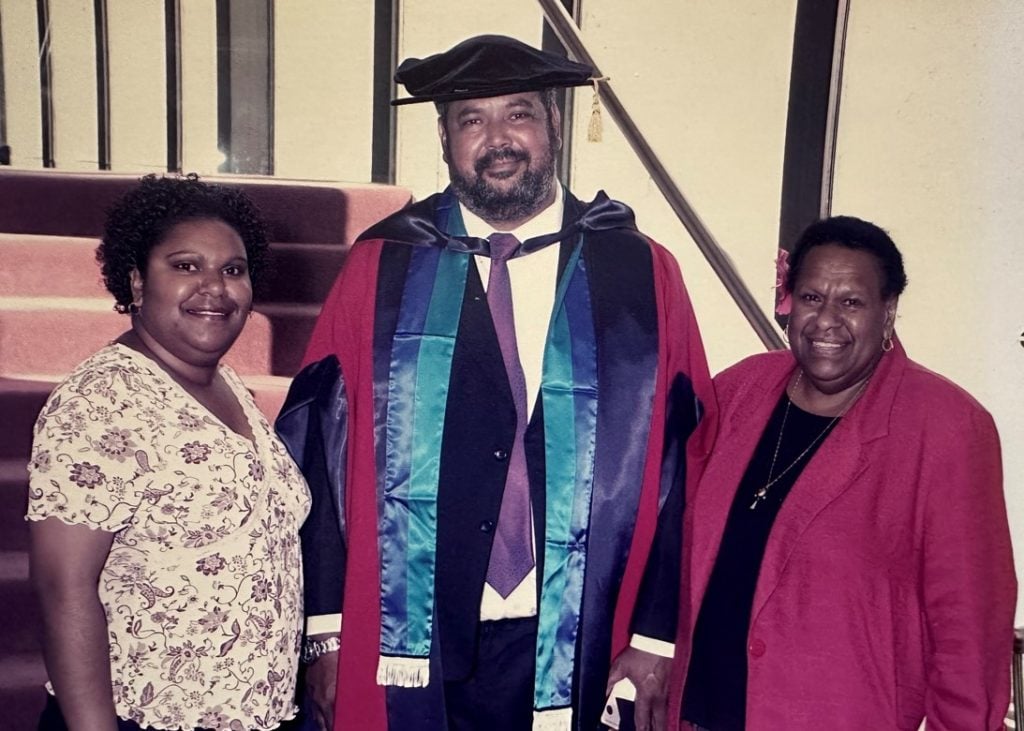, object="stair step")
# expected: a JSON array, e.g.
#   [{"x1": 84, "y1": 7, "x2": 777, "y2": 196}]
[
  {"x1": 0, "y1": 549, "x2": 28, "y2": 580},
  {"x1": 0, "y1": 298, "x2": 274, "y2": 379},
  {"x1": 0, "y1": 378, "x2": 53, "y2": 462},
  {"x1": 0, "y1": 460, "x2": 30, "y2": 553},
  {"x1": 0, "y1": 651, "x2": 48, "y2": 684},
  {"x1": 0, "y1": 652, "x2": 48, "y2": 730},
  {"x1": 0, "y1": 234, "x2": 106, "y2": 298},
  {"x1": 0, "y1": 234, "x2": 348, "y2": 304},
  {"x1": 0, "y1": 551, "x2": 41, "y2": 655},
  {"x1": 261, "y1": 242, "x2": 348, "y2": 304},
  {"x1": 241, "y1": 373, "x2": 293, "y2": 422},
  {"x1": 256, "y1": 302, "x2": 321, "y2": 377},
  {"x1": 0, "y1": 169, "x2": 412, "y2": 245}
]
